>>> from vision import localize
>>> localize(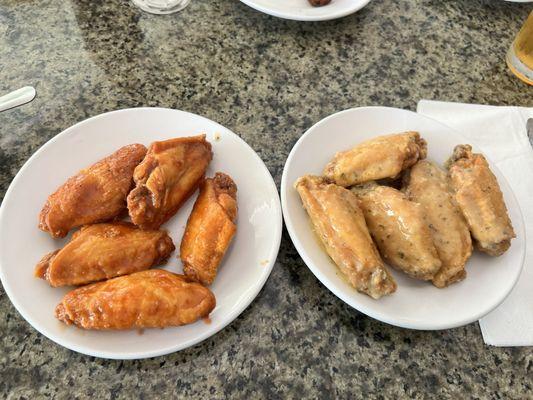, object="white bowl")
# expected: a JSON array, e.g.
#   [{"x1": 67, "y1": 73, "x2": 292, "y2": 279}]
[
  {"x1": 281, "y1": 106, "x2": 526, "y2": 330},
  {"x1": 240, "y1": 0, "x2": 371, "y2": 21},
  {"x1": 0, "y1": 108, "x2": 282, "y2": 359}
]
